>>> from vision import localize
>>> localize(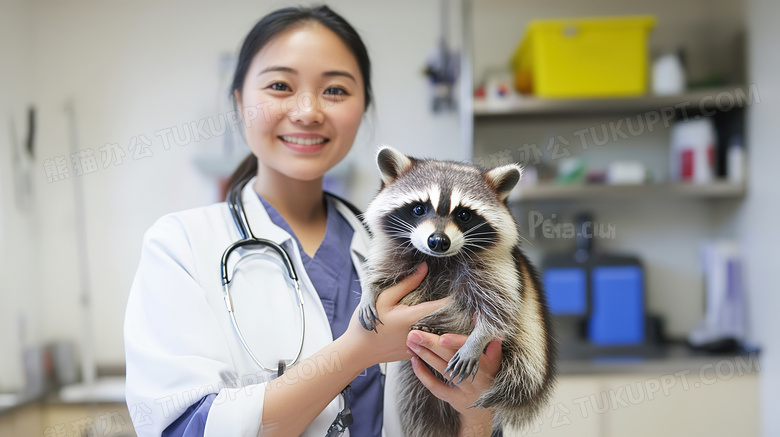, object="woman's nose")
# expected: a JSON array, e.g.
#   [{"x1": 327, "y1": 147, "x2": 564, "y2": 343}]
[{"x1": 288, "y1": 92, "x2": 324, "y2": 125}]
